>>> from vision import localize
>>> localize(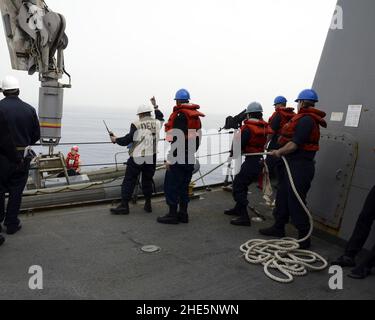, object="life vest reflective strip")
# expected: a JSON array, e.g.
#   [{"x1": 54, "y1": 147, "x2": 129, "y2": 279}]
[
  {"x1": 240, "y1": 119, "x2": 272, "y2": 154},
  {"x1": 165, "y1": 104, "x2": 205, "y2": 142},
  {"x1": 268, "y1": 108, "x2": 296, "y2": 134},
  {"x1": 66, "y1": 153, "x2": 80, "y2": 170},
  {"x1": 278, "y1": 108, "x2": 327, "y2": 151}
]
